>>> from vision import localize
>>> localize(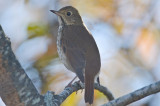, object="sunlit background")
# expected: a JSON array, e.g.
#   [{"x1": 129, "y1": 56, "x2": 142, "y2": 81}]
[{"x1": 0, "y1": 0, "x2": 160, "y2": 106}]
